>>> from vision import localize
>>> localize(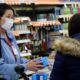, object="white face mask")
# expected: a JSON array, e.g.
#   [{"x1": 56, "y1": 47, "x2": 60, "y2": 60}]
[{"x1": 2, "y1": 18, "x2": 14, "y2": 30}]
